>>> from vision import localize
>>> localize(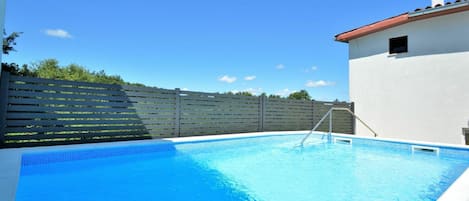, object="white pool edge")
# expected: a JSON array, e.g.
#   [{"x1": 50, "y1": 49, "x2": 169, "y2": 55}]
[
  {"x1": 438, "y1": 168, "x2": 469, "y2": 201},
  {"x1": 1, "y1": 131, "x2": 468, "y2": 201}
]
